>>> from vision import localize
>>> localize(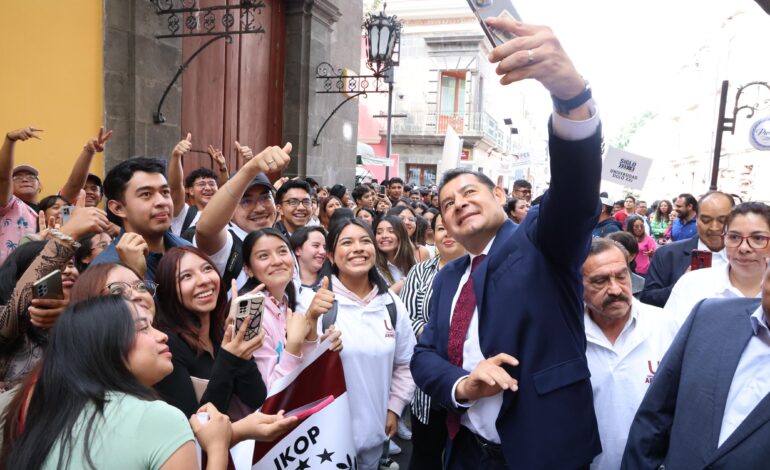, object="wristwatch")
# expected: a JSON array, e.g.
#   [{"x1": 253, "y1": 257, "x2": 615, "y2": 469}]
[{"x1": 551, "y1": 81, "x2": 592, "y2": 114}]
